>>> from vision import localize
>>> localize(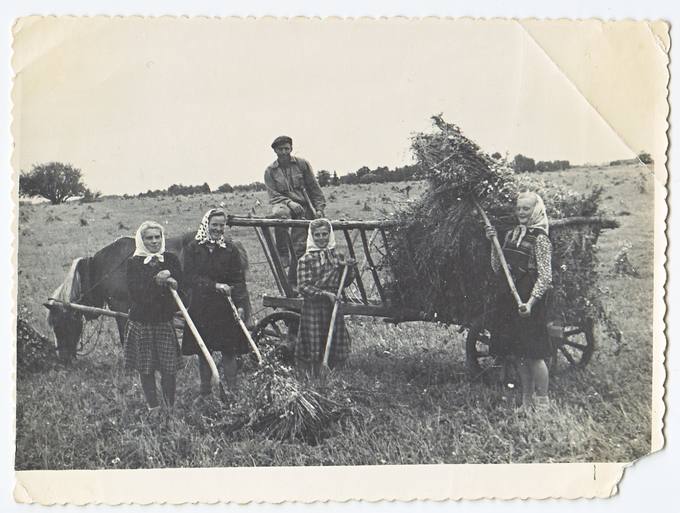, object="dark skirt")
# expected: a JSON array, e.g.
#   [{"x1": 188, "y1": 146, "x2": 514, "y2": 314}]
[
  {"x1": 181, "y1": 306, "x2": 249, "y2": 357},
  {"x1": 296, "y1": 295, "x2": 351, "y2": 367},
  {"x1": 124, "y1": 320, "x2": 180, "y2": 375},
  {"x1": 491, "y1": 273, "x2": 551, "y2": 360}
]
